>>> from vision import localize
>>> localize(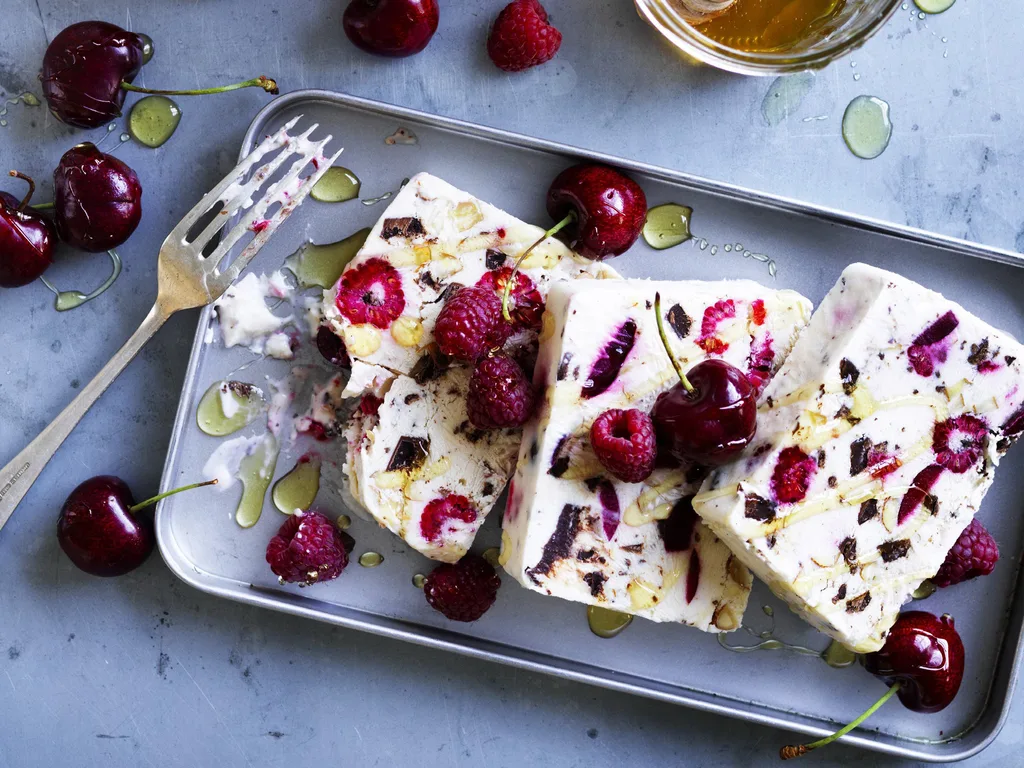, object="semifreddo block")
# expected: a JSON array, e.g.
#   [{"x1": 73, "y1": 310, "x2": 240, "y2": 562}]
[
  {"x1": 501, "y1": 278, "x2": 813, "y2": 631},
  {"x1": 694, "y1": 263, "x2": 1024, "y2": 652},
  {"x1": 323, "y1": 172, "x2": 618, "y2": 399}
]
